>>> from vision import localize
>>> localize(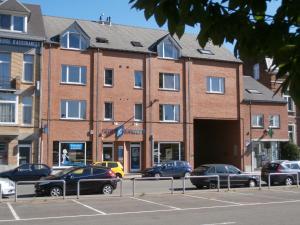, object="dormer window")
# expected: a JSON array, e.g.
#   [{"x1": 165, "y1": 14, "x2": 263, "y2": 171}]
[
  {"x1": 61, "y1": 31, "x2": 87, "y2": 50},
  {"x1": 0, "y1": 14, "x2": 26, "y2": 32},
  {"x1": 157, "y1": 38, "x2": 180, "y2": 60}
]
